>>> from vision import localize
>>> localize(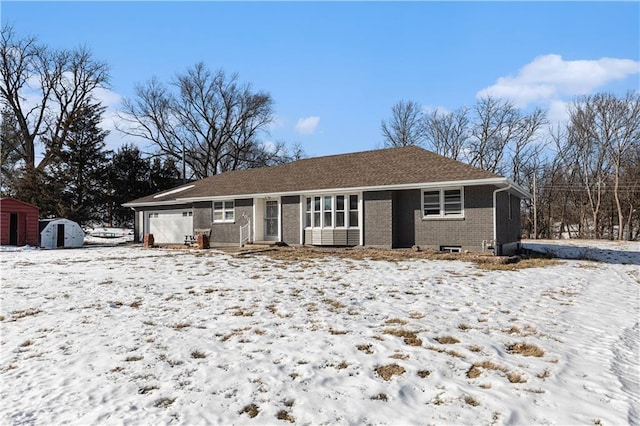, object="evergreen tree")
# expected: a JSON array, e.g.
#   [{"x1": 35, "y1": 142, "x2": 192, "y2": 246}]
[
  {"x1": 105, "y1": 145, "x2": 179, "y2": 227},
  {"x1": 48, "y1": 101, "x2": 111, "y2": 225},
  {"x1": 149, "y1": 156, "x2": 181, "y2": 193}
]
